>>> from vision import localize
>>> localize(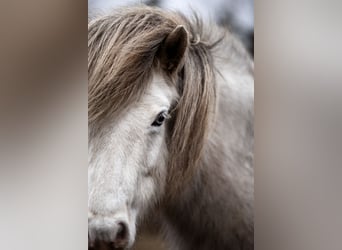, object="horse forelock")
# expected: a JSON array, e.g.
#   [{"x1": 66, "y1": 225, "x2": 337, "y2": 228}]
[
  {"x1": 88, "y1": 5, "x2": 223, "y2": 196},
  {"x1": 167, "y1": 44, "x2": 220, "y2": 197}
]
